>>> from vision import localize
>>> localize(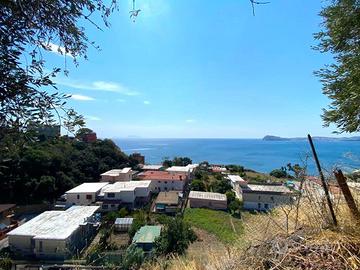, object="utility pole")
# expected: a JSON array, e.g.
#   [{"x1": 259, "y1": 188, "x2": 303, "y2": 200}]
[{"x1": 307, "y1": 134, "x2": 337, "y2": 226}]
